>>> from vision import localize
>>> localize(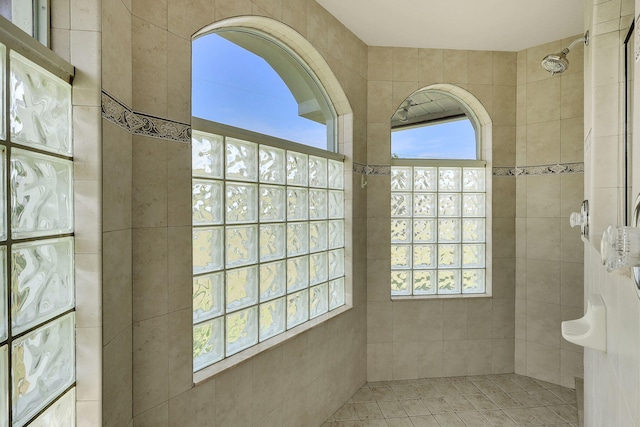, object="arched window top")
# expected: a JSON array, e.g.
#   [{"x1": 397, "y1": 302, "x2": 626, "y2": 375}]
[
  {"x1": 391, "y1": 89, "x2": 481, "y2": 160},
  {"x1": 192, "y1": 28, "x2": 337, "y2": 151}
]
